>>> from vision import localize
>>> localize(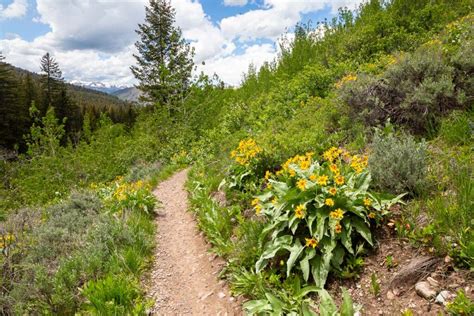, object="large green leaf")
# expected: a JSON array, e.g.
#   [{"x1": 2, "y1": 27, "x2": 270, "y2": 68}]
[
  {"x1": 340, "y1": 287, "x2": 355, "y2": 316},
  {"x1": 315, "y1": 210, "x2": 329, "y2": 239},
  {"x1": 340, "y1": 219, "x2": 354, "y2": 255},
  {"x1": 331, "y1": 244, "x2": 345, "y2": 270},
  {"x1": 265, "y1": 293, "x2": 284, "y2": 315},
  {"x1": 352, "y1": 217, "x2": 373, "y2": 246},
  {"x1": 243, "y1": 299, "x2": 273, "y2": 314},
  {"x1": 310, "y1": 255, "x2": 329, "y2": 288},
  {"x1": 256, "y1": 235, "x2": 293, "y2": 272},
  {"x1": 317, "y1": 289, "x2": 338, "y2": 316},
  {"x1": 285, "y1": 239, "x2": 304, "y2": 277},
  {"x1": 299, "y1": 248, "x2": 316, "y2": 281}
]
